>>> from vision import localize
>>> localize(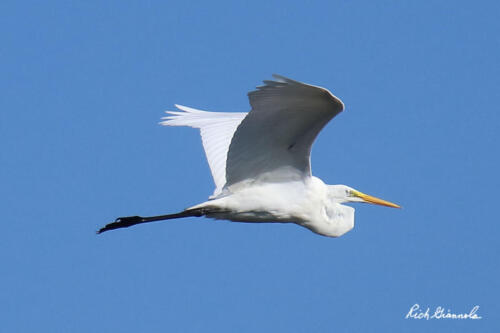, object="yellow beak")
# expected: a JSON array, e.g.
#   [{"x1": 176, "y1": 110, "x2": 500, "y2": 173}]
[{"x1": 352, "y1": 190, "x2": 400, "y2": 208}]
